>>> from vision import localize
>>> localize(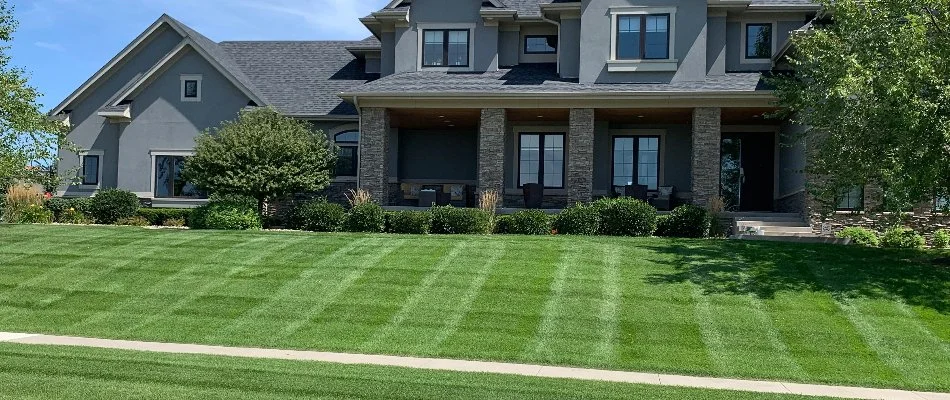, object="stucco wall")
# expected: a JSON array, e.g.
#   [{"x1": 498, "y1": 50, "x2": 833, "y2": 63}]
[
  {"x1": 560, "y1": 18, "x2": 581, "y2": 78},
  {"x1": 381, "y1": 31, "x2": 396, "y2": 76},
  {"x1": 392, "y1": 0, "x2": 499, "y2": 73},
  {"x1": 498, "y1": 29, "x2": 520, "y2": 67},
  {"x1": 725, "y1": 18, "x2": 806, "y2": 72},
  {"x1": 707, "y1": 15, "x2": 727, "y2": 76}
]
